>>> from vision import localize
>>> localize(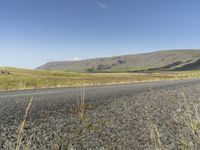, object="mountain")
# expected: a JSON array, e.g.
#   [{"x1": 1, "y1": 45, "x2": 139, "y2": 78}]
[{"x1": 37, "y1": 49, "x2": 200, "y2": 72}]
